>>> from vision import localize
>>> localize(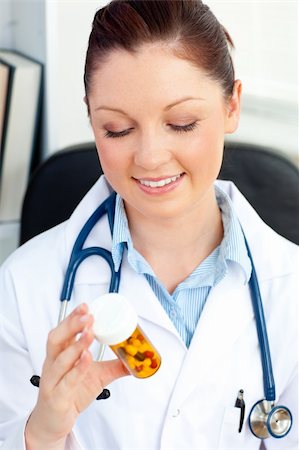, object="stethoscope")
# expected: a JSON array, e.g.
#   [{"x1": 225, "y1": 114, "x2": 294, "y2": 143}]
[{"x1": 30, "y1": 191, "x2": 292, "y2": 439}]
